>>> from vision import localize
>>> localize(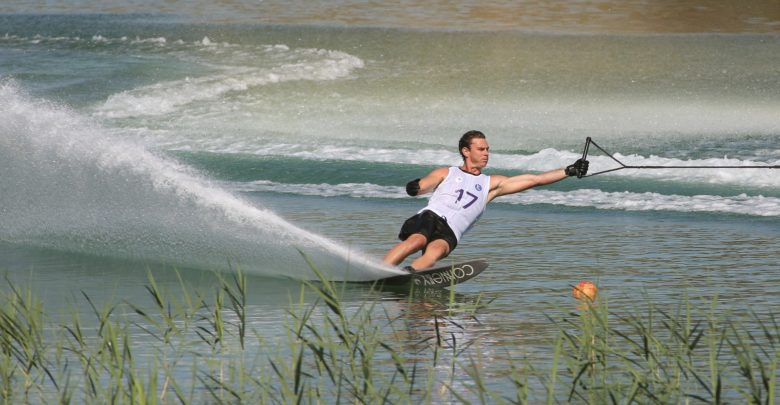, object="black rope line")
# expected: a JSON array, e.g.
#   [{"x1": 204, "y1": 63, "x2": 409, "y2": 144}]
[{"x1": 579, "y1": 137, "x2": 780, "y2": 178}]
